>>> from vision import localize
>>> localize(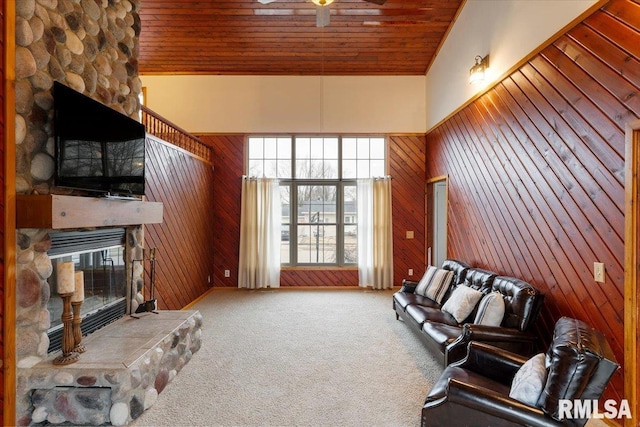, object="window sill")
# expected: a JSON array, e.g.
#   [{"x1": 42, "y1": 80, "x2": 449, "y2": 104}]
[{"x1": 281, "y1": 266, "x2": 358, "y2": 271}]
